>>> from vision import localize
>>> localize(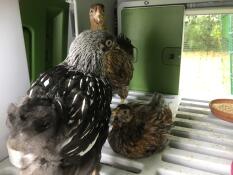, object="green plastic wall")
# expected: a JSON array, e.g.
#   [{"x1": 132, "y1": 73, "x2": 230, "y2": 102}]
[
  {"x1": 121, "y1": 5, "x2": 184, "y2": 94},
  {"x1": 19, "y1": 0, "x2": 69, "y2": 81},
  {"x1": 222, "y1": 15, "x2": 233, "y2": 95}
]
